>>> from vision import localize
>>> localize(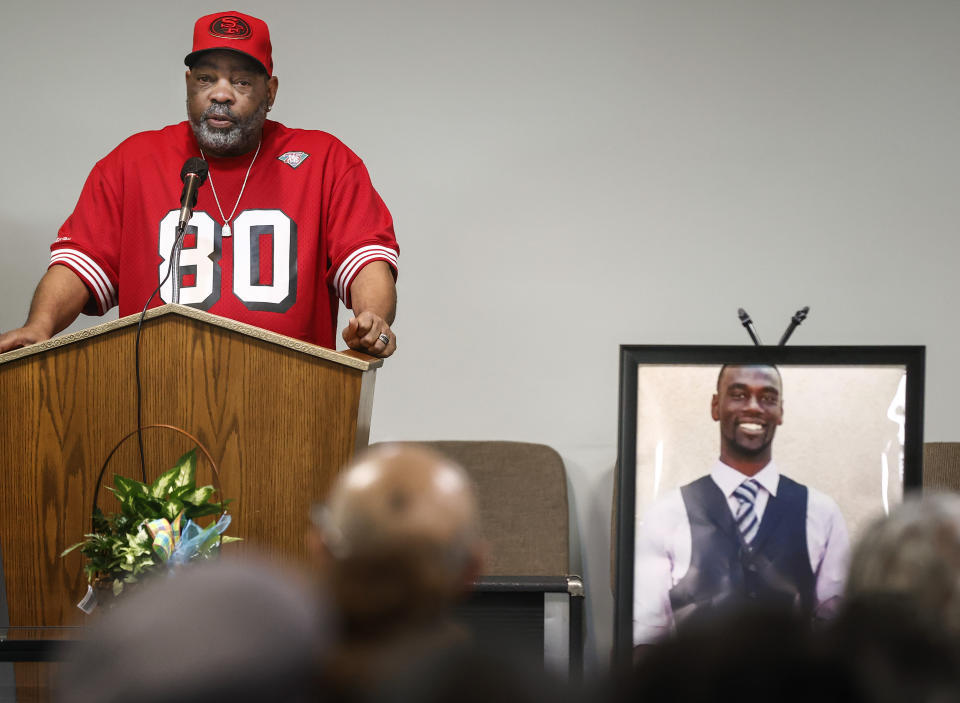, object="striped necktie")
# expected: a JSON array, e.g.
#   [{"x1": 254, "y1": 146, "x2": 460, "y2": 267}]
[{"x1": 733, "y1": 478, "x2": 761, "y2": 544}]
